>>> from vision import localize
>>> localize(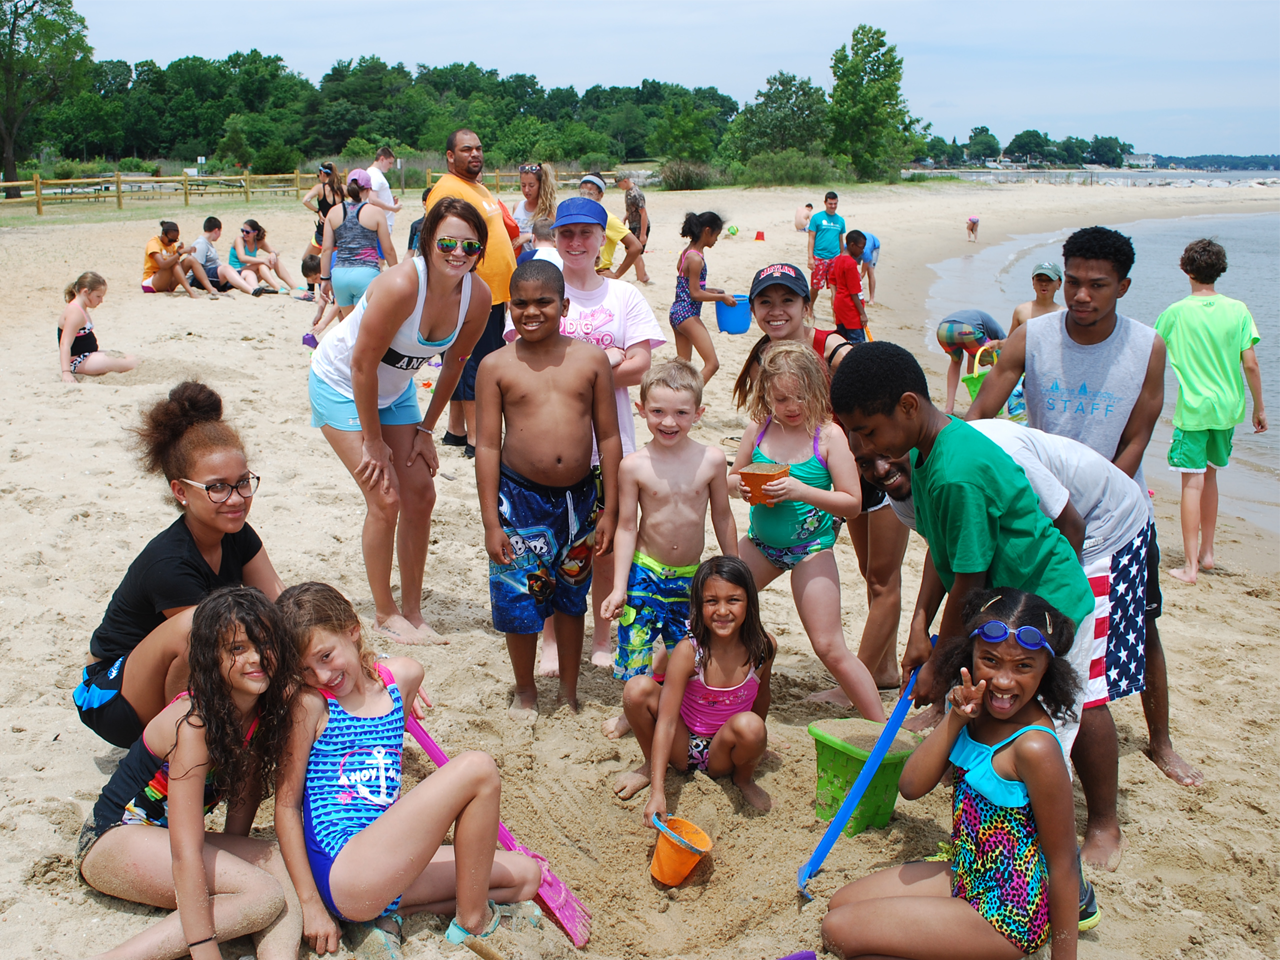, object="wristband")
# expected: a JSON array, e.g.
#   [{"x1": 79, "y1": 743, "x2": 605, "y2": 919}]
[
  {"x1": 319, "y1": 276, "x2": 331, "y2": 281},
  {"x1": 416, "y1": 425, "x2": 434, "y2": 436},
  {"x1": 188, "y1": 936, "x2": 216, "y2": 948}
]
